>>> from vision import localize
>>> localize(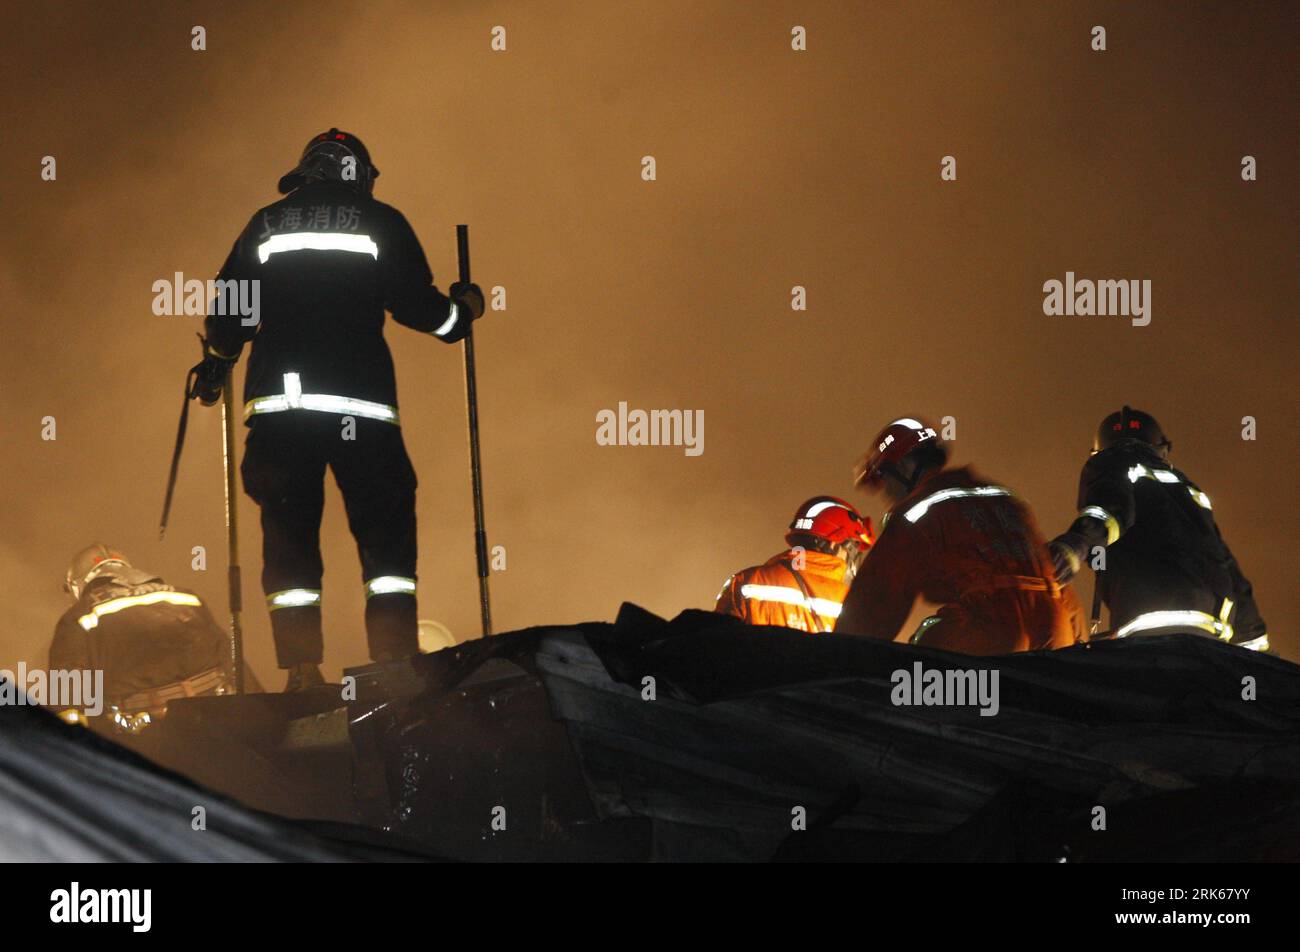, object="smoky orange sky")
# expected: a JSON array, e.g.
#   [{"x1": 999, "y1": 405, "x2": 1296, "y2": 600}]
[{"x1": 3, "y1": 1, "x2": 1295, "y2": 683}]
